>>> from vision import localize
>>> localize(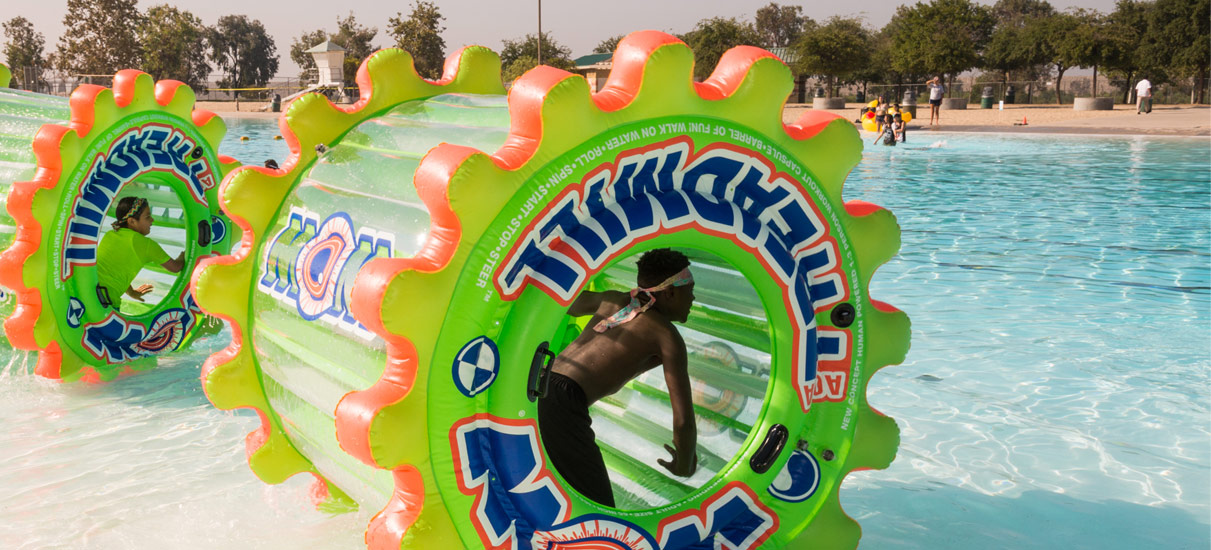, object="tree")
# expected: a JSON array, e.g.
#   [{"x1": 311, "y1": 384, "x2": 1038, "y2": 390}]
[
  {"x1": 387, "y1": 1, "x2": 446, "y2": 79},
  {"x1": 207, "y1": 15, "x2": 278, "y2": 102},
  {"x1": 982, "y1": 0, "x2": 1054, "y2": 91},
  {"x1": 1062, "y1": 9, "x2": 1112, "y2": 97},
  {"x1": 499, "y1": 33, "x2": 574, "y2": 82},
  {"x1": 2, "y1": 17, "x2": 47, "y2": 89},
  {"x1": 852, "y1": 28, "x2": 901, "y2": 100},
  {"x1": 755, "y1": 3, "x2": 811, "y2": 48},
  {"x1": 289, "y1": 13, "x2": 377, "y2": 84},
  {"x1": 329, "y1": 14, "x2": 377, "y2": 84},
  {"x1": 1103, "y1": 0, "x2": 1151, "y2": 103},
  {"x1": 54, "y1": 0, "x2": 143, "y2": 78},
  {"x1": 289, "y1": 29, "x2": 328, "y2": 77},
  {"x1": 795, "y1": 17, "x2": 872, "y2": 97},
  {"x1": 138, "y1": 6, "x2": 210, "y2": 91},
  {"x1": 681, "y1": 17, "x2": 763, "y2": 80},
  {"x1": 990, "y1": 0, "x2": 1056, "y2": 27},
  {"x1": 1031, "y1": 11, "x2": 1081, "y2": 104},
  {"x1": 593, "y1": 35, "x2": 624, "y2": 55},
  {"x1": 887, "y1": 0, "x2": 995, "y2": 93},
  {"x1": 1141, "y1": 0, "x2": 1210, "y2": 103}
]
